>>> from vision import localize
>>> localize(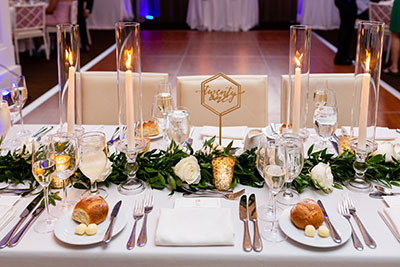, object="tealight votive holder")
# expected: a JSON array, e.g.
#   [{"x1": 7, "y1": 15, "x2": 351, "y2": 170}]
[{"x1": 212, "y1": 156, "x2": 235, "y2": 191}]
